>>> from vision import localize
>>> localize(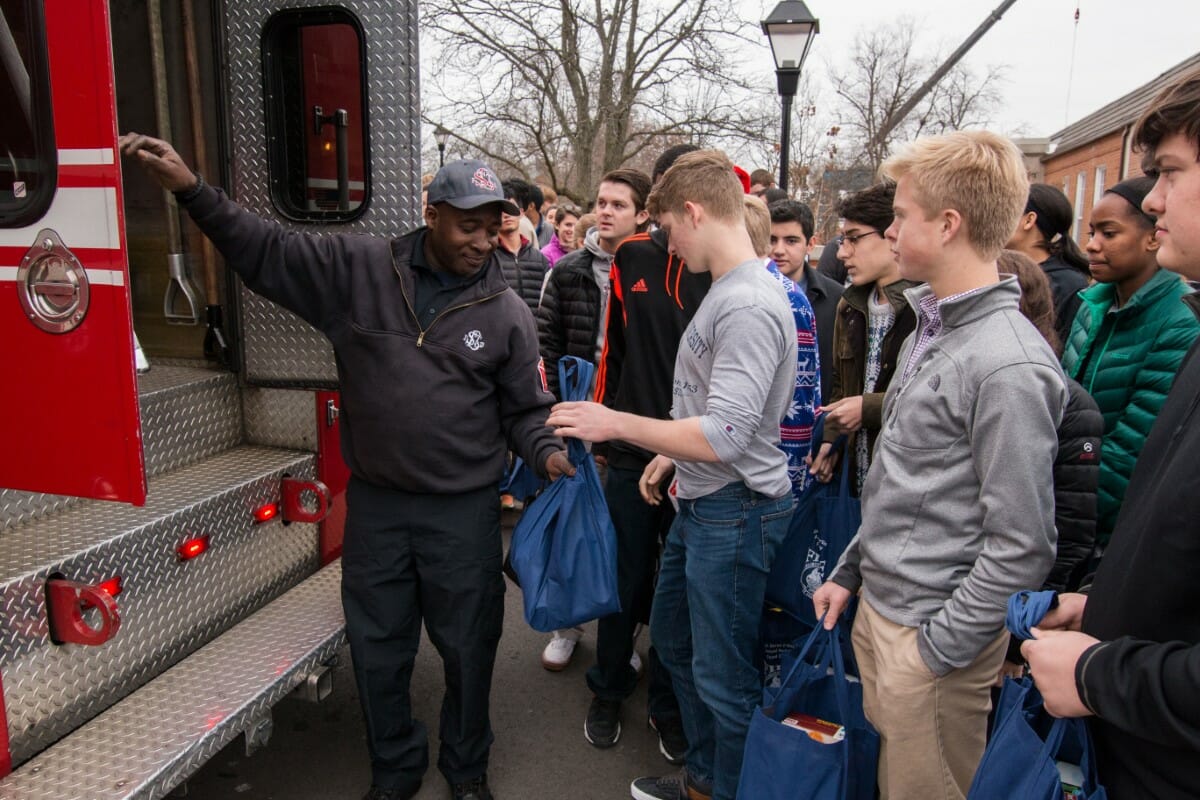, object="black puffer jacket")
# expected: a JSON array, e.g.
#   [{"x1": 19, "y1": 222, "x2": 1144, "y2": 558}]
[
  {"x1": 1046, "y1": 377, "x2": 1103, "y2": 591},
  {"x1": 1041, "y1": 254, "x2": 1089, "y2": 347},
  {"x1": 1007, "y1": 376, "x2": 1101, "y2": 661},
  {"x1": 536, "y1": 237, "x2": 608, "y2": 399},
  {"x1": 493, "y1": 236, "x2": 549, "y2": 313}
]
